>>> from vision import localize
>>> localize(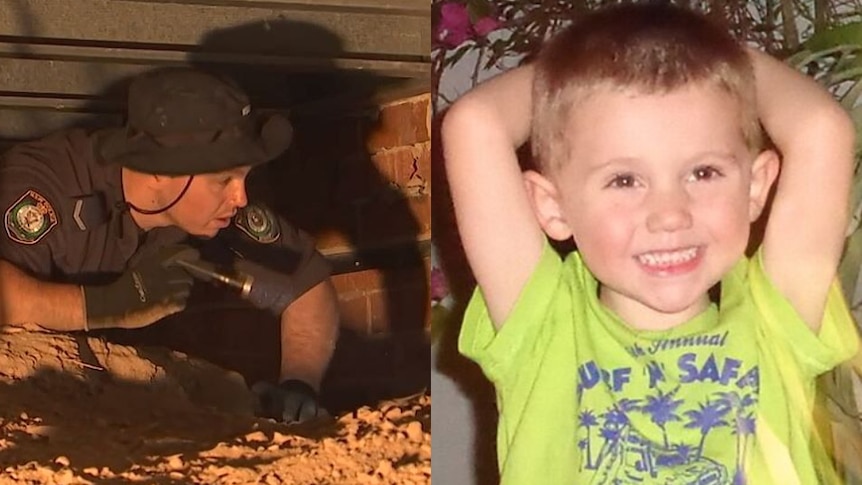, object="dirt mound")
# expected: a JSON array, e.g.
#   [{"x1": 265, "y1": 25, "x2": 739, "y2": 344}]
[{"x1": 0, "y1": 328, "x2": 430, "y2": 484}]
